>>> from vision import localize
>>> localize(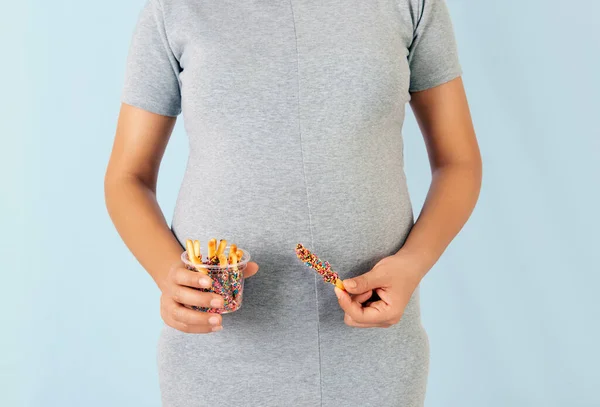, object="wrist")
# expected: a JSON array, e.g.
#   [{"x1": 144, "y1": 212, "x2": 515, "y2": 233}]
[
  {"x1": 154, "y1": 255, "x2": 184, "y2": 293},
  {"x1": 393, "y1": 245, "x2": 439, "y2": 280}
]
